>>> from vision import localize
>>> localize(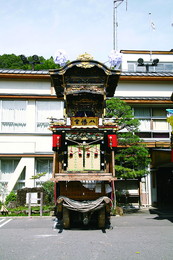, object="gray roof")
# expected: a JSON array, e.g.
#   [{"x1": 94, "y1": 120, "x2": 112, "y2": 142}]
[
  {"x1": 121, "y1": 72, "x2": 173, "y2": 77},
  {"x1": 0, "y1": 69, "x2": 49, "y2": 75},
  {"x1": 0, "y1": 69, "x2": 173, "y2": 77}
]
